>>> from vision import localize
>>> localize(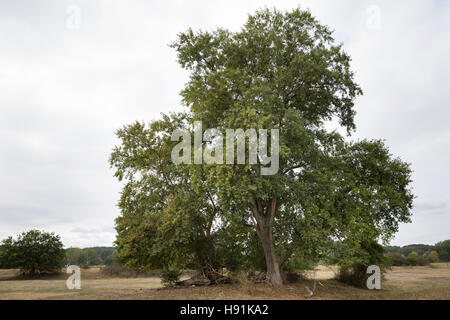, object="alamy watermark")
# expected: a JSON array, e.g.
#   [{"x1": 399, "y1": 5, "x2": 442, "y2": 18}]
[
  {"x1": 171, "y1": 121, "x2": 279, "y2": 175},
  {"x1": 66, "y1": 5, "x2": 81, "y2": 30},
  {"x1": 66, "y1": 265, "x2": 81, "y2": 290},
  {"x1": 366, "y1": 265, "x2": 381, "y2": 290},
  {"x1": 366, "y1": 5, "x2": 381, "y2": 30}
]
